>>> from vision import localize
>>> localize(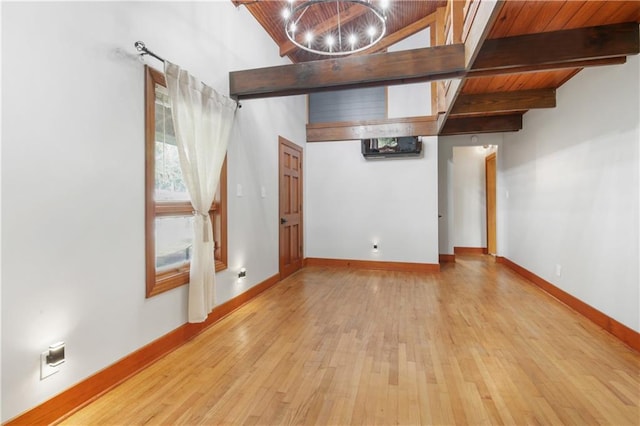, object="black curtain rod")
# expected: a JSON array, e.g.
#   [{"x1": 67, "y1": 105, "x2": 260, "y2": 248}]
[
  {"x1": 134, "y1": 41, "x2": 165, "y2": 62},
  {"x1": 134, "y1": 41, "x2": 241, "y2": 108}
]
